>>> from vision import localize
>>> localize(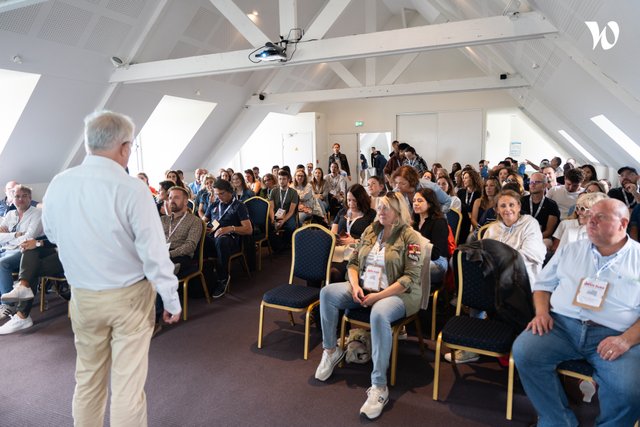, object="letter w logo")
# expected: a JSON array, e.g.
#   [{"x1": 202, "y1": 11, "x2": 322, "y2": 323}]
[{"x1": 585, "y1": 21, "x2": 620, "y2": 50}]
